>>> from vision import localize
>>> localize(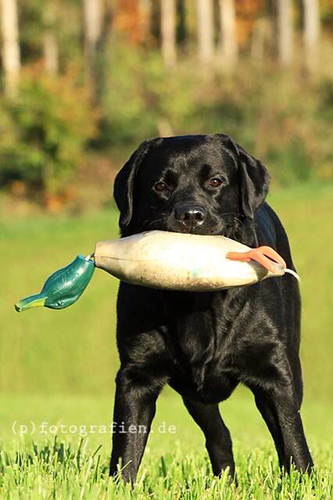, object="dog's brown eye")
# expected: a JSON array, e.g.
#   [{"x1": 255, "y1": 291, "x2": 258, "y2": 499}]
[
  {"x1": 208, "y1": 178, "x2": 223, "y2": 188},
  {"x1": 154, "y1": 182, "x2": 168, "y2": 192}
]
